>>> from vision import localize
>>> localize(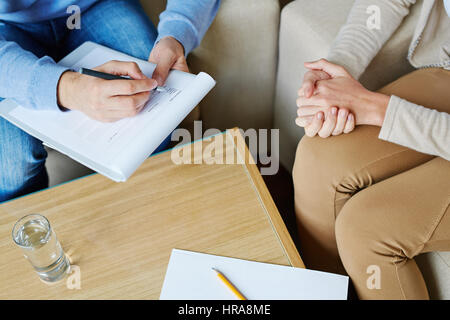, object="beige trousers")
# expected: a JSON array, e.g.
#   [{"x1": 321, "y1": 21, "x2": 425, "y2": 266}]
[{"x1": 293, "y1": 68, "x2": 450, "y2": 300}]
